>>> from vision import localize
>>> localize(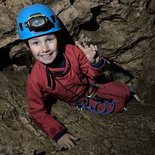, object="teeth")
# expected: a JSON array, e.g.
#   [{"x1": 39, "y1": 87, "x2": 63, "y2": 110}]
[
  {"x1": 41, "y1": 54, "x2": 52, "y2": 59},
  {"x1": 43, "y1": 55, "x2": 50, "y2": 58},
  {"x1": 43, "y1": 54, "x2": 50, "y2": 57},
  {"x1": 41, "y1": 53, "x2": 52, "y2": 57}
]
